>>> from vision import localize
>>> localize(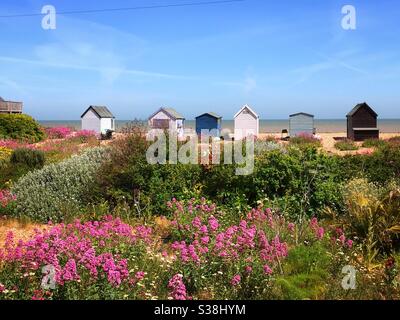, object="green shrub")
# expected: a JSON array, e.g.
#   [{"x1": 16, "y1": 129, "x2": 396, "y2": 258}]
[
  {"x1": 10, "y1": 148, "x2": 45, "y2": 169},
  {"x1": 334, "y1": 139, "x2": 359, "y2": 151},
  {"x1": 362, "y1": 138, "x2": 386, "y2": 148},
  {"x1": 0, "y1": 114, "x2": 45, "y2": 142},
  {"x1": 94, "y1": 130, "x2": 202, "y2": 218},
  {"x1": 290, "y1": 134, "x2": 321, "y2": 148},
  {"x1": 11, "y1": 147, "x2": 108, "y2": 223}
]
